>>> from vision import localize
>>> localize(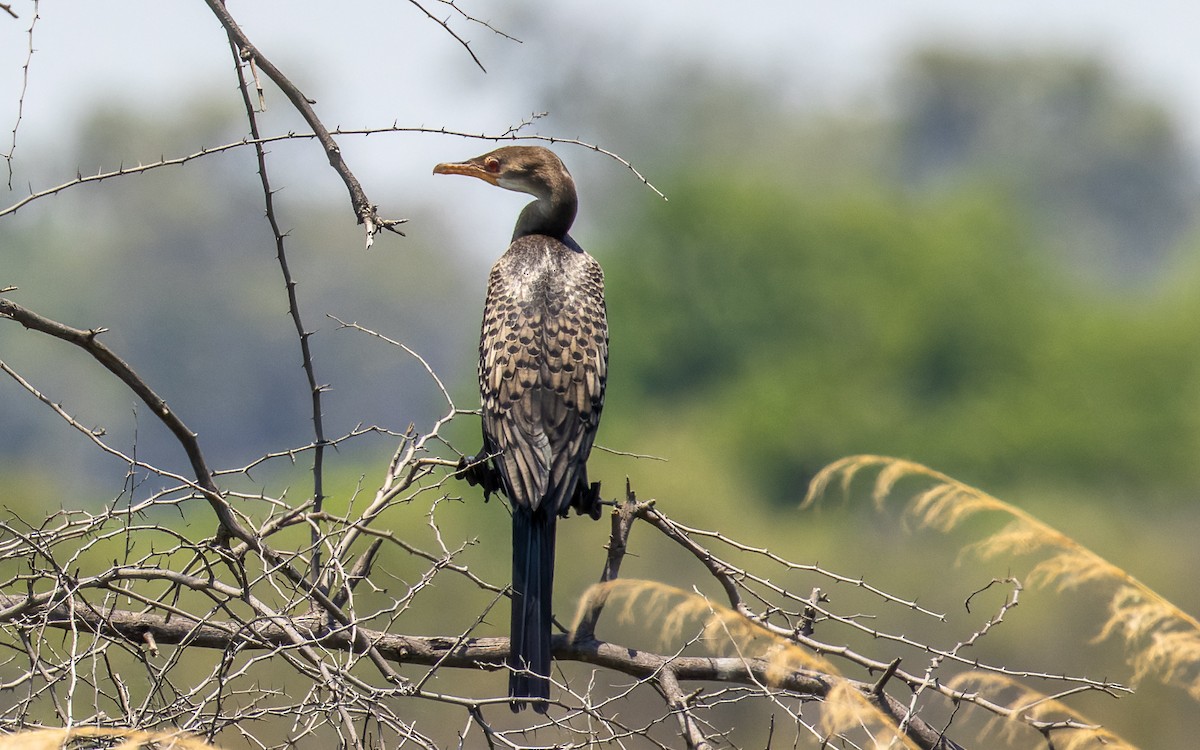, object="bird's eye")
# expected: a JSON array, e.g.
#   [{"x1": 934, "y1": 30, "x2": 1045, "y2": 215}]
[{"x1": 485, "y1": 158, "x2": 501, "y2": 173}]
